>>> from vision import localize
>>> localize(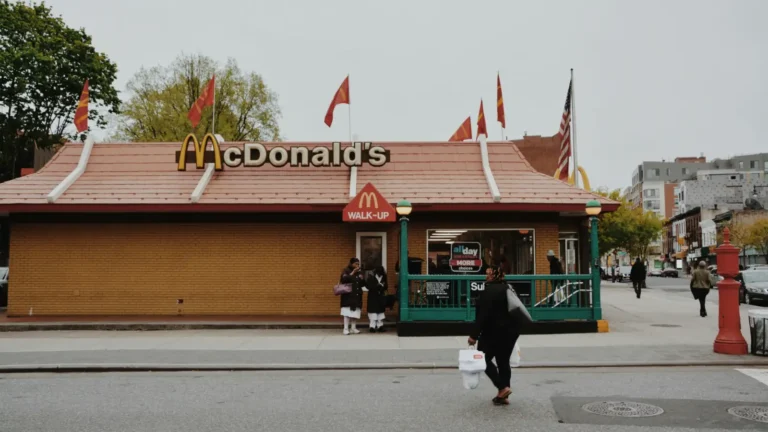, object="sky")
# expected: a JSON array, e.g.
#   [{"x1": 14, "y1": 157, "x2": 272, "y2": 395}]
[{"x1": 43, "y1": 0, "x2": 768, "y2": 191}]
